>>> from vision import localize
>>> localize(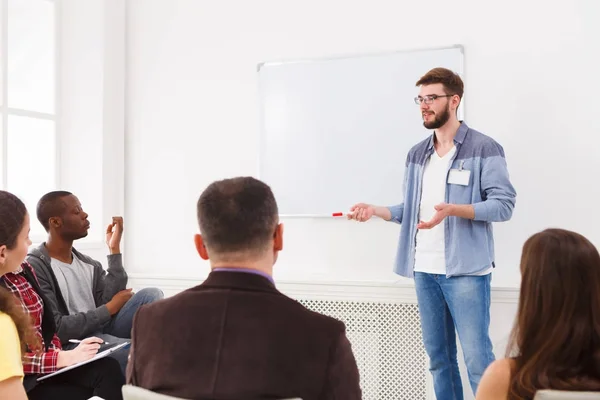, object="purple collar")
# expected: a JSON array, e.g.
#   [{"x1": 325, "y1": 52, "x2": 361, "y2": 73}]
[{"x1": 212, "y1": 268, "x2": 275, "y2": 285}]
